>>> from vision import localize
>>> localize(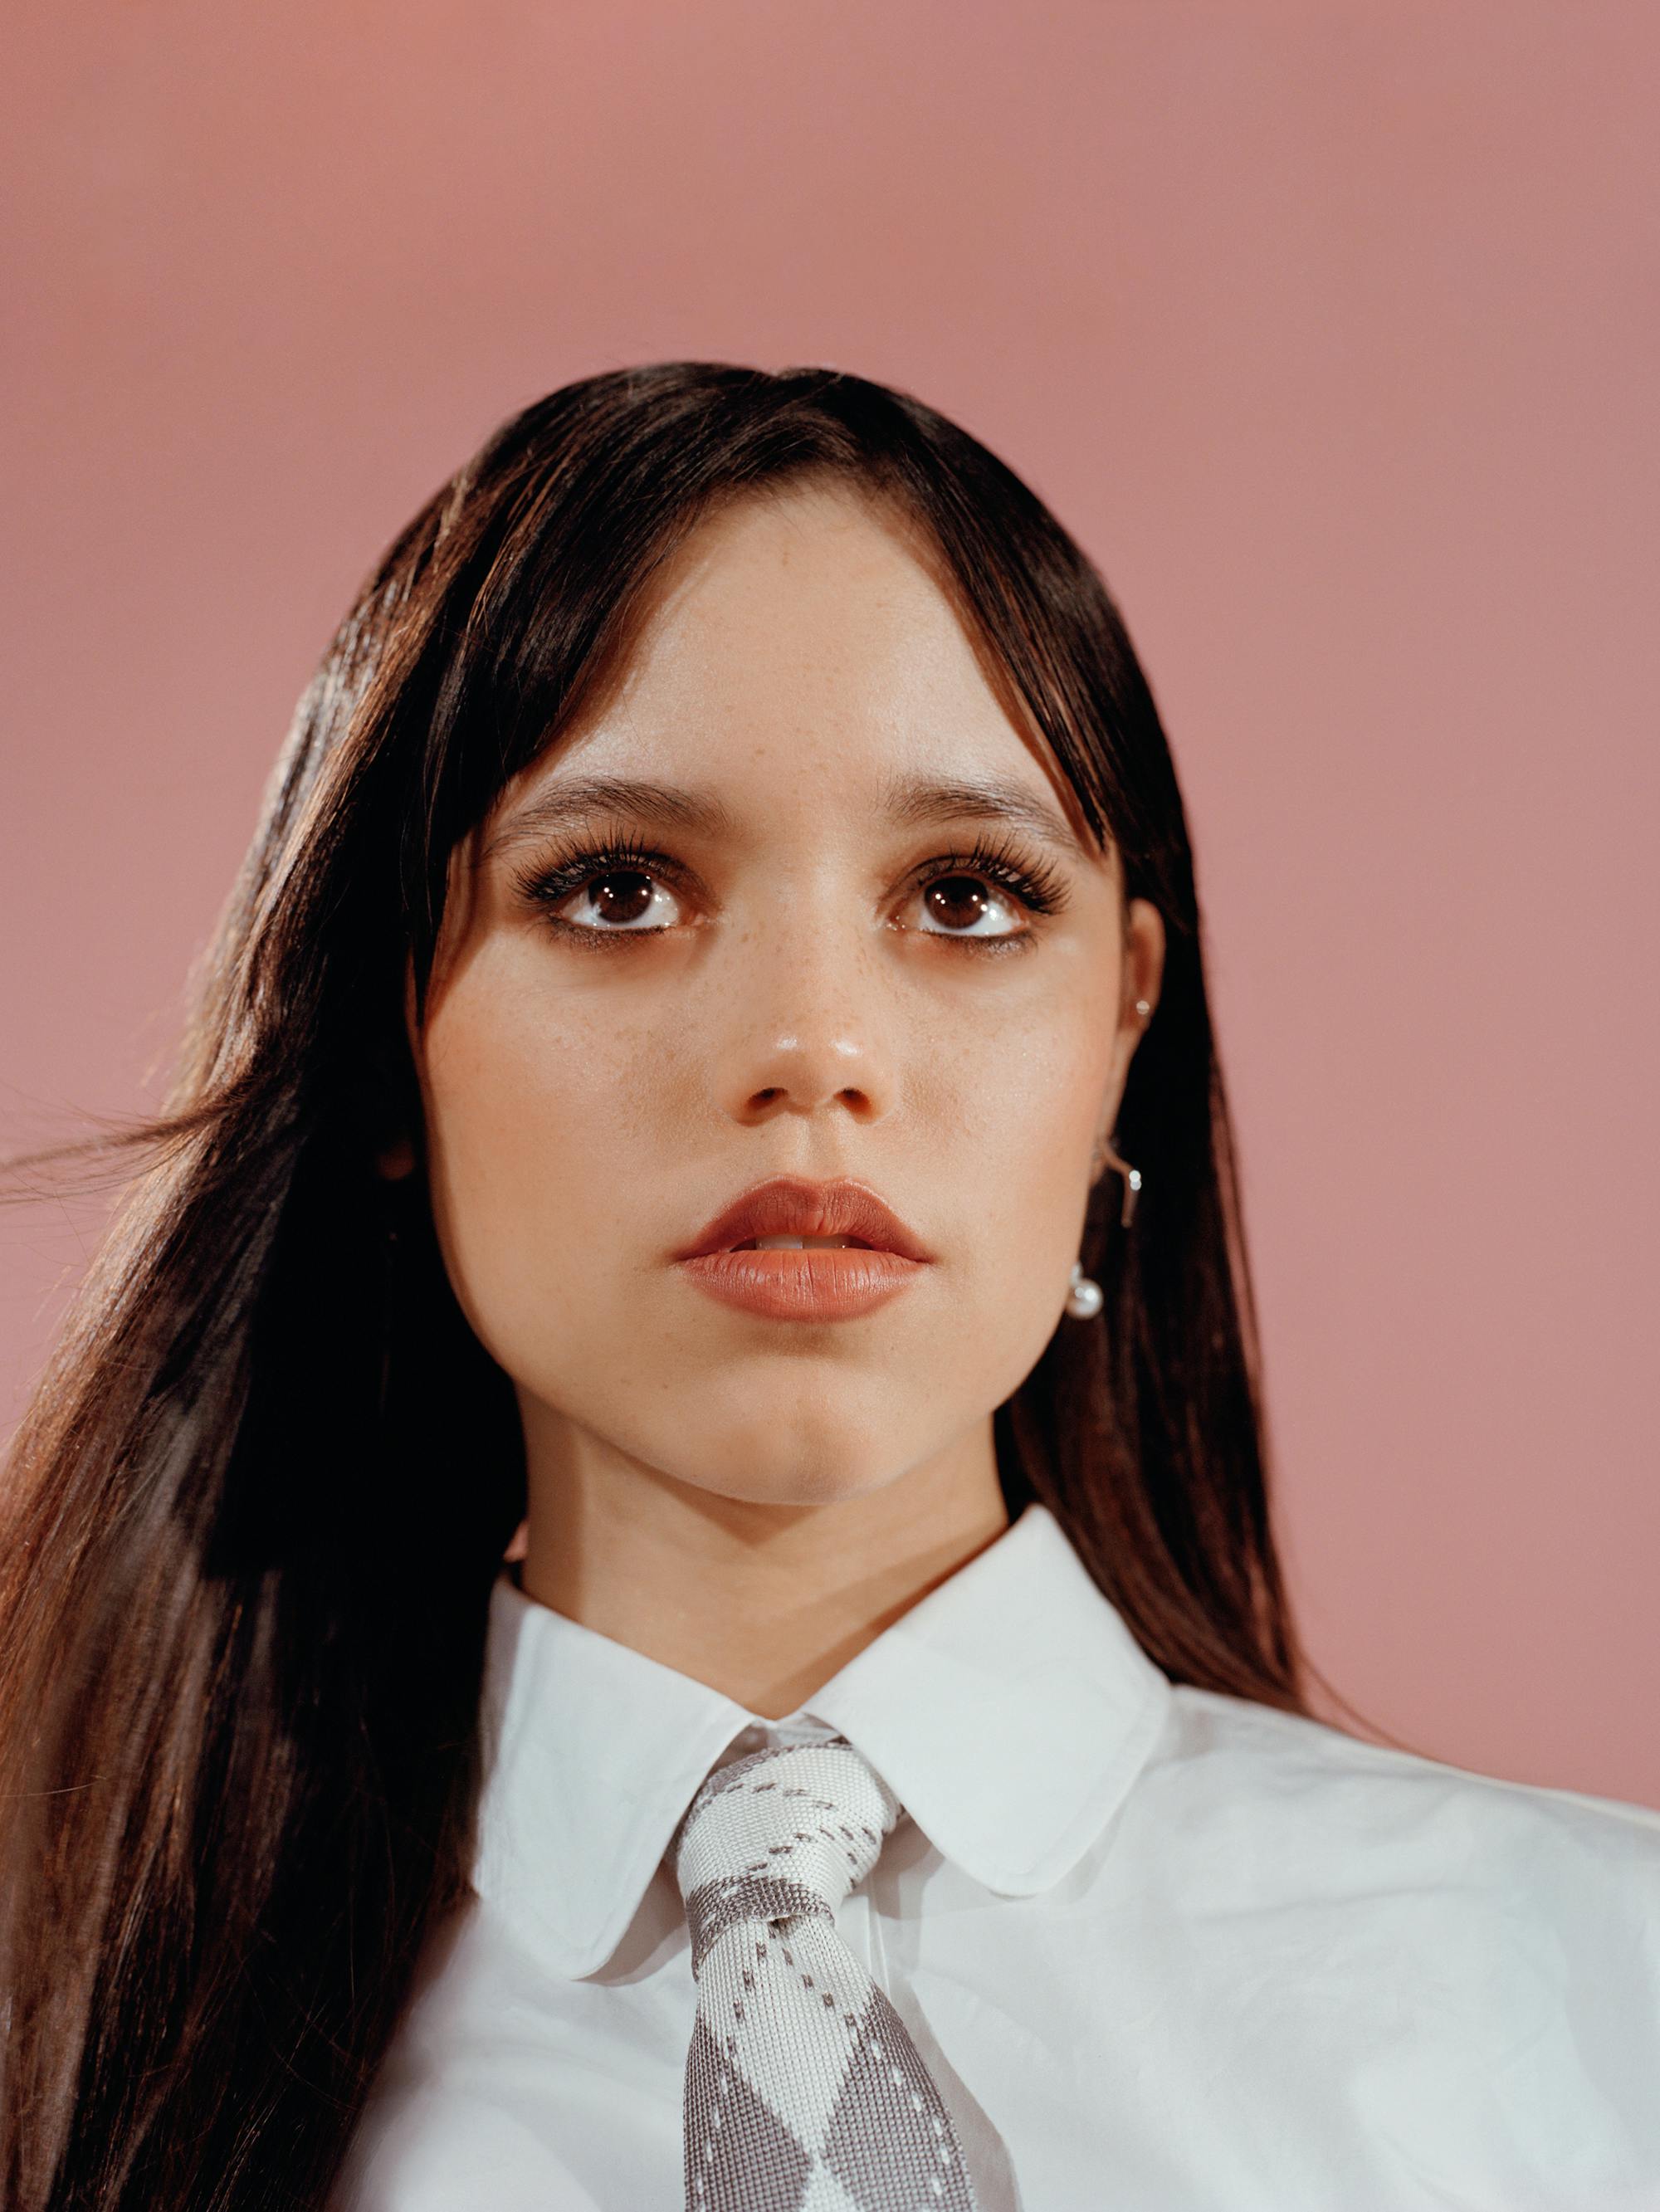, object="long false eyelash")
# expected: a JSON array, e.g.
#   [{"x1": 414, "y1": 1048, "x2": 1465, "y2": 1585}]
[
  {"x1": 925, "y1": 831, "x2": 1071, "y2": 917},
  {"x1": 510, "y1": 826, "x2": 1072, "y2": 926},
  {"x1": 510, "y1": 828, "x2": 683, "y2": 913}
]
